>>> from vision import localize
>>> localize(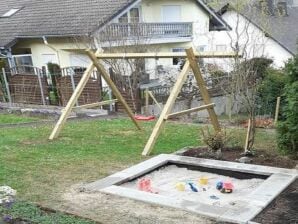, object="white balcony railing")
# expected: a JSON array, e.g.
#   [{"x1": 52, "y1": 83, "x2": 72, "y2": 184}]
[{"x1": 99, "y1": 22, "x2": 193, "y2": 41}]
